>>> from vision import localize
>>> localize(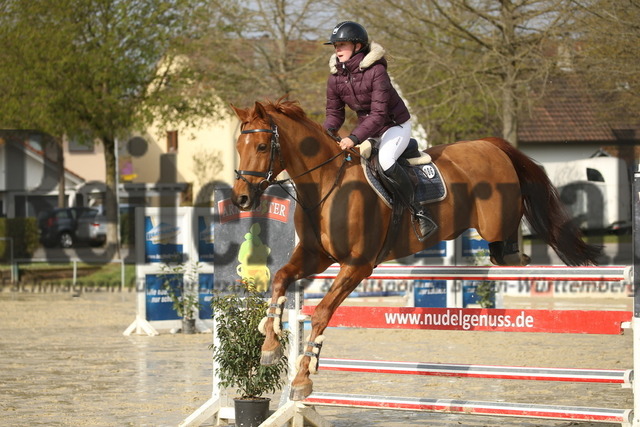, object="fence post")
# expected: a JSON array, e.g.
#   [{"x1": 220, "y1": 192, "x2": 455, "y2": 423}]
[{"x1": 632, "y1": 170, "x2": 639, "y2": 427}]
